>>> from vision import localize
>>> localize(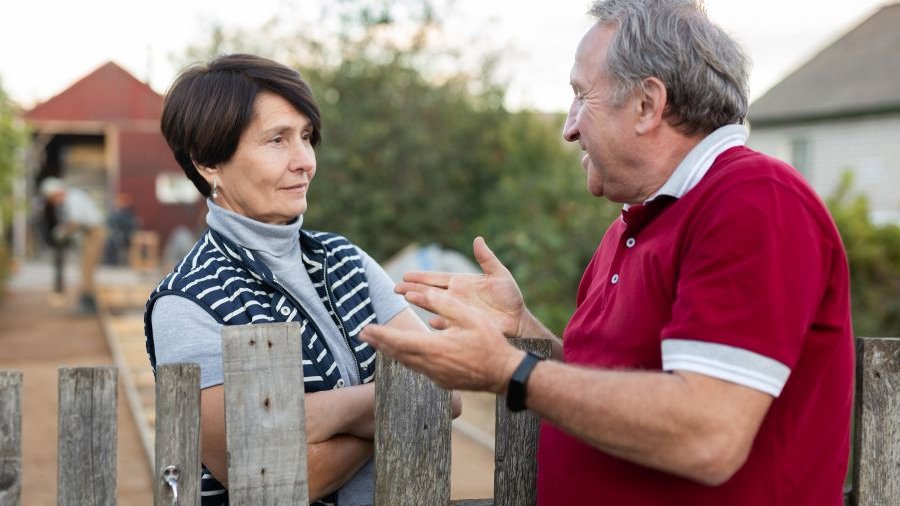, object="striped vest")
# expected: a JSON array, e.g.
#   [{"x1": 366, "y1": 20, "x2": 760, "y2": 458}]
[{"x1": 144, "y1": 227, "x2": 379, "y2": 392}]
